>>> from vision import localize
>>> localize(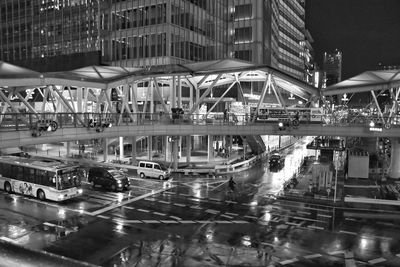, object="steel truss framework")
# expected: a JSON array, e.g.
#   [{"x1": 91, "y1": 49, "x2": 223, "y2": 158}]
[{"x1": 0, "y1": 60, "x2": 319, "y2": 125}]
